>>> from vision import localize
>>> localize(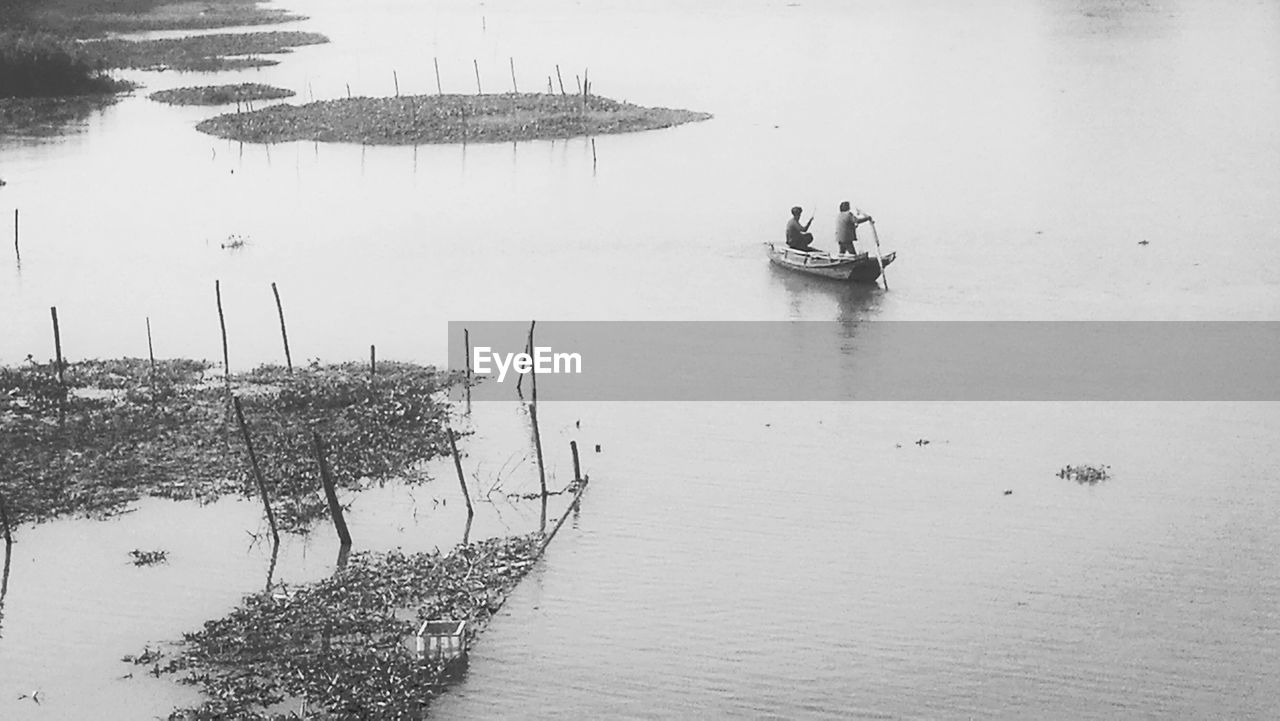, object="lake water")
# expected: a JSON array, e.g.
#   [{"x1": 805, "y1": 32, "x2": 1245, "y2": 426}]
[{"x1": 2, "y1": 0, "x2": 1279, "y2": 718}]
